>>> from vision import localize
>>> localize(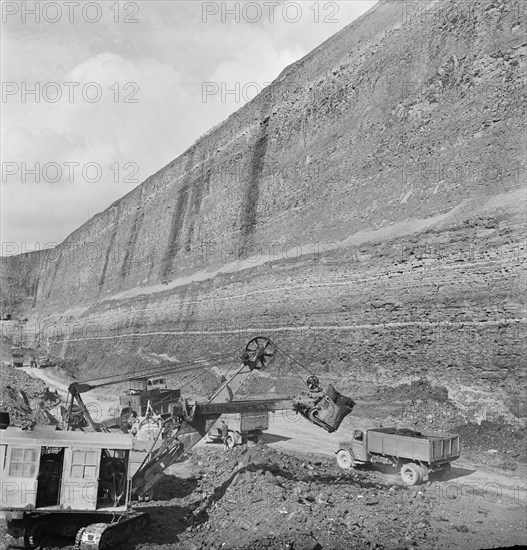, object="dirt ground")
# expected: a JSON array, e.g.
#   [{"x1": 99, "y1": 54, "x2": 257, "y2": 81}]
[{"x1": 0, "y1": 365, "x2": 525, "y2": 549}]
